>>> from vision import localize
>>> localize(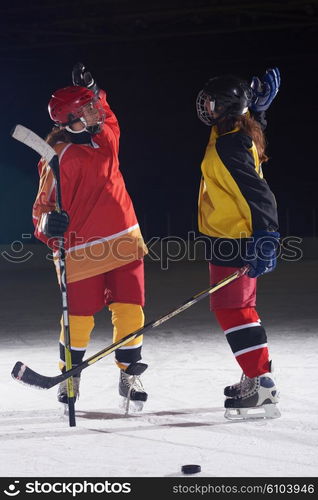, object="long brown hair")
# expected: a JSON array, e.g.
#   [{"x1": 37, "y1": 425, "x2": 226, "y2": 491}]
[
  {"x1": 217, "y1": 114, "x2": 268, "y2": 163},
  {"x1": 45, "y1": 127, "x2": 72, "y2": 147}
]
